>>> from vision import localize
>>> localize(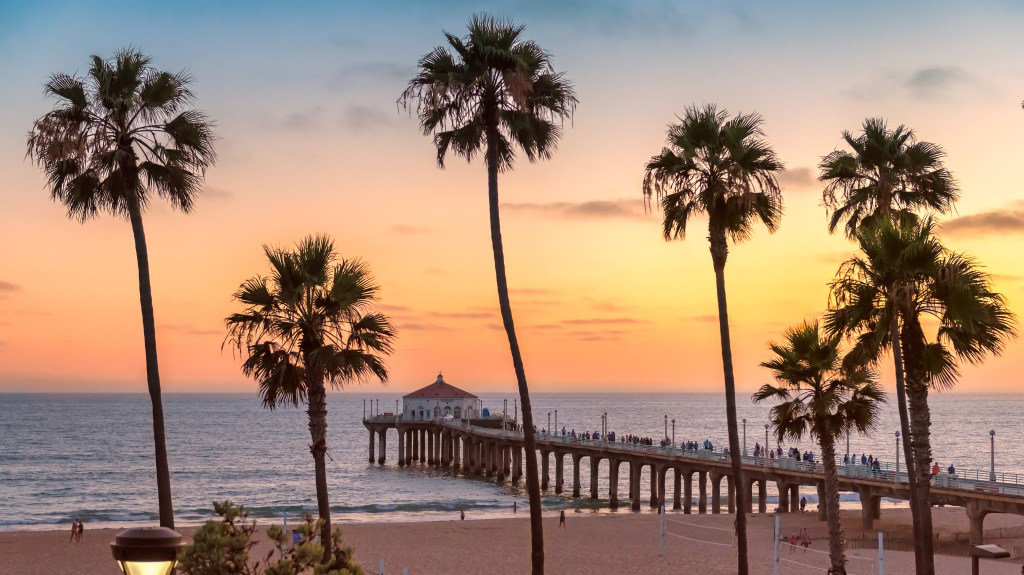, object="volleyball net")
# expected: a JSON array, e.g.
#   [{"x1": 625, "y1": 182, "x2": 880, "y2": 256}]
[{"x1": 658, "y1": 505, "x2": 736, "y2": 553}]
